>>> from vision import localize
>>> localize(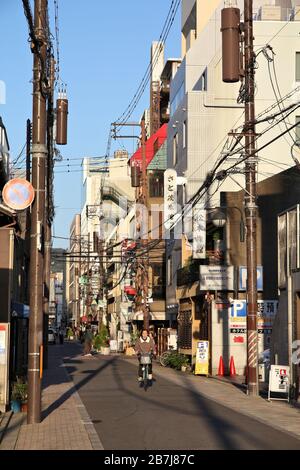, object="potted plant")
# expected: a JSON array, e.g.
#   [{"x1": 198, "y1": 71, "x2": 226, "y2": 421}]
[
  {"x1": 101, "y1": 339, "x2": 111, "y2": 356},
  {"x1": 11, "y1": 384, "x2": 21, "y2": 414},
  {"x1": 93, "y1": 334, "x2": 102, "y2": 352},
  {"x1": 181, "y1": 357, "x2": 190, "y2": 372},
  {"x1": 67, "y1": 328, "x2": 74, "y2": 341},
  {"x1": 166, "y1": 352, "x2": 190, "y2": 371},
  {"x1": 97, "y1": 325, "x2": 110, "y2": 355},
  {"x1": 19, "y1": 383, "x2": 28, "y2": 413},
  {"x1": 11, "y1": 380, "x2": 27, "y2": 413}
]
